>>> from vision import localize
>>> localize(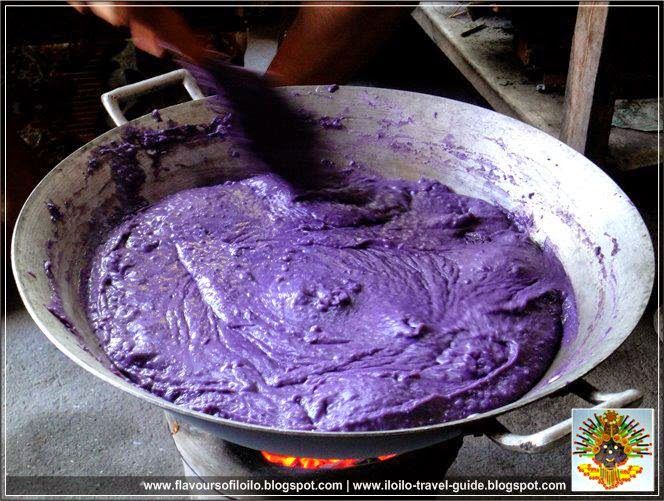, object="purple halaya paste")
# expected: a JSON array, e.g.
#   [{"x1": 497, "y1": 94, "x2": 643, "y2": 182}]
[
  {"x1": 46, "y1": 200, "x2": 63, "y2": 223},
  {"x1": 84, "y1": 171, "x2": 575, "y2": 431},
  {"x1": 318, "y1": 116, "x2": 344, "y2": 130},
  {"x1": 86, "y1": 114, "x2": 234, "y2": 210}
]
